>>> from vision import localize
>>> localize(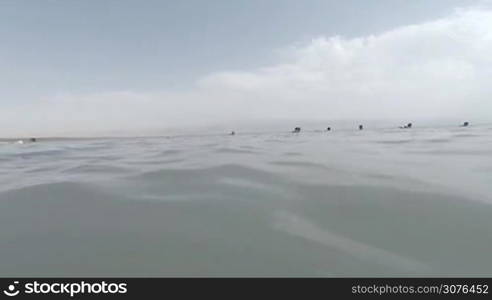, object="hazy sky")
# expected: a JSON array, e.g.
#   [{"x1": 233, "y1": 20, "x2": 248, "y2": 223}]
[{"x1": 1, "y1": 0, "x2": 491, "y2": 136}]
